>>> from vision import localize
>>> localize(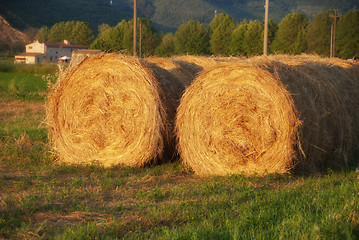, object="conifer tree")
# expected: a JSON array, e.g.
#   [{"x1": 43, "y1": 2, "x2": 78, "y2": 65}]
[
  {"x1": 271, "y1": 12, "x2": 308, "y2": 54},
  {"x1": 174, "y1": 20, "x2": 209, "y2": 55},
  {"x1": 209, "y1": 13, "x2": 236, "y2": 55}
]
